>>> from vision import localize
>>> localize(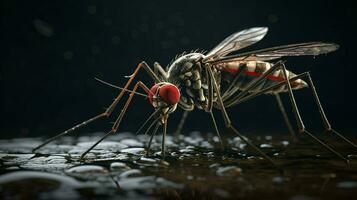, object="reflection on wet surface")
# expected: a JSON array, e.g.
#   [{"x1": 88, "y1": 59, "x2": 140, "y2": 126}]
[{"x1": 1, "y1": 132, "x2": 357, "y2": 199}]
